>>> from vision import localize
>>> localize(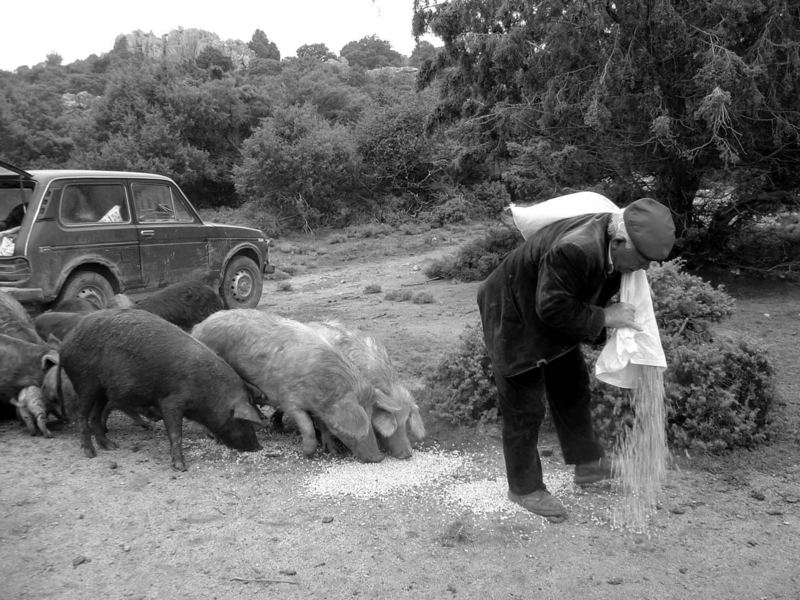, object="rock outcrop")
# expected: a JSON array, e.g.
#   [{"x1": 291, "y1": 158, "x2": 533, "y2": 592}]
[{"x1": 116, "y1": 28, "x2": 255, "y2": 69}]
